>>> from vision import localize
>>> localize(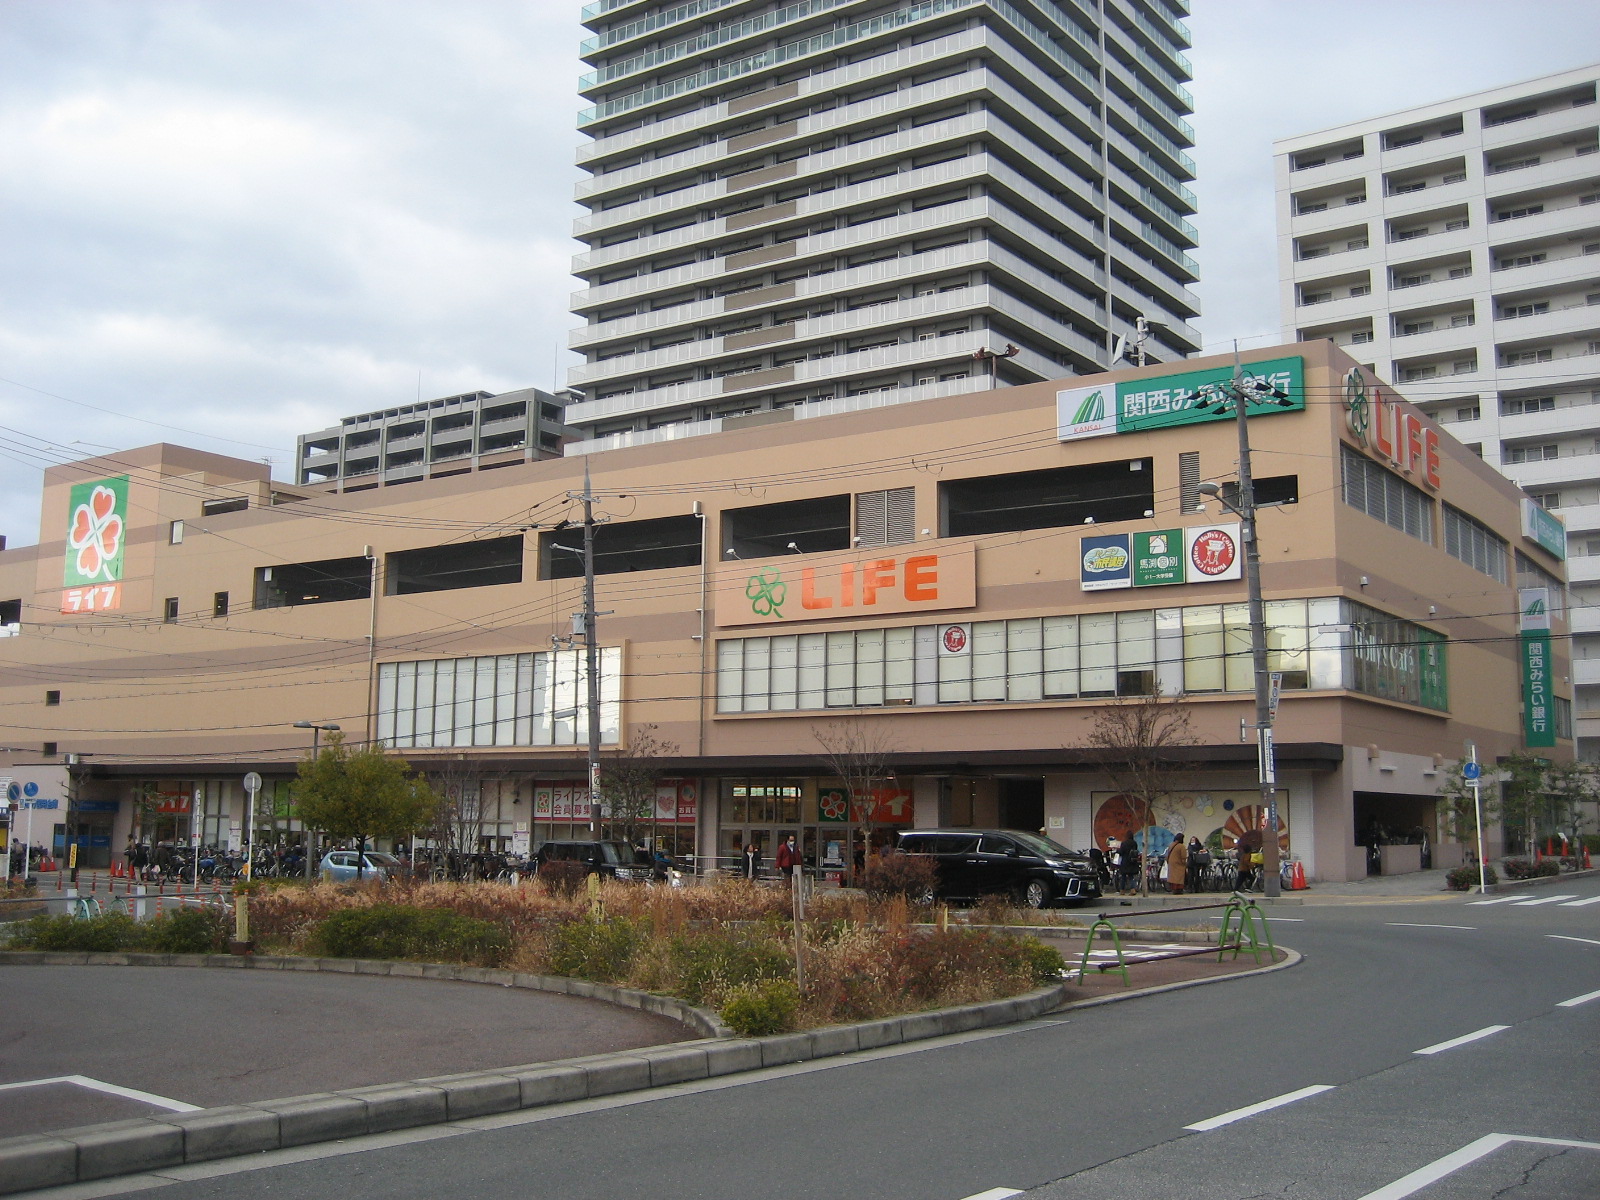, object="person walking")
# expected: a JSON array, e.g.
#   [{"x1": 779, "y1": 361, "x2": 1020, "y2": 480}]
[
  {"x1": 741, "y1": 839, "x2": 762, "y2": 880},
  {"x1": 775, "y1": 834, "x2": 801, "y2": 878},
  {"x1": 1165, "y1": 835, "x2": 1188, "y2": 895},
  {"x1": 1186, "y1": 836, "x2": 1207, "y2": 891},
  {"x1": 1117, "y1": 835, "x2": 1141, "y2": 894}
]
